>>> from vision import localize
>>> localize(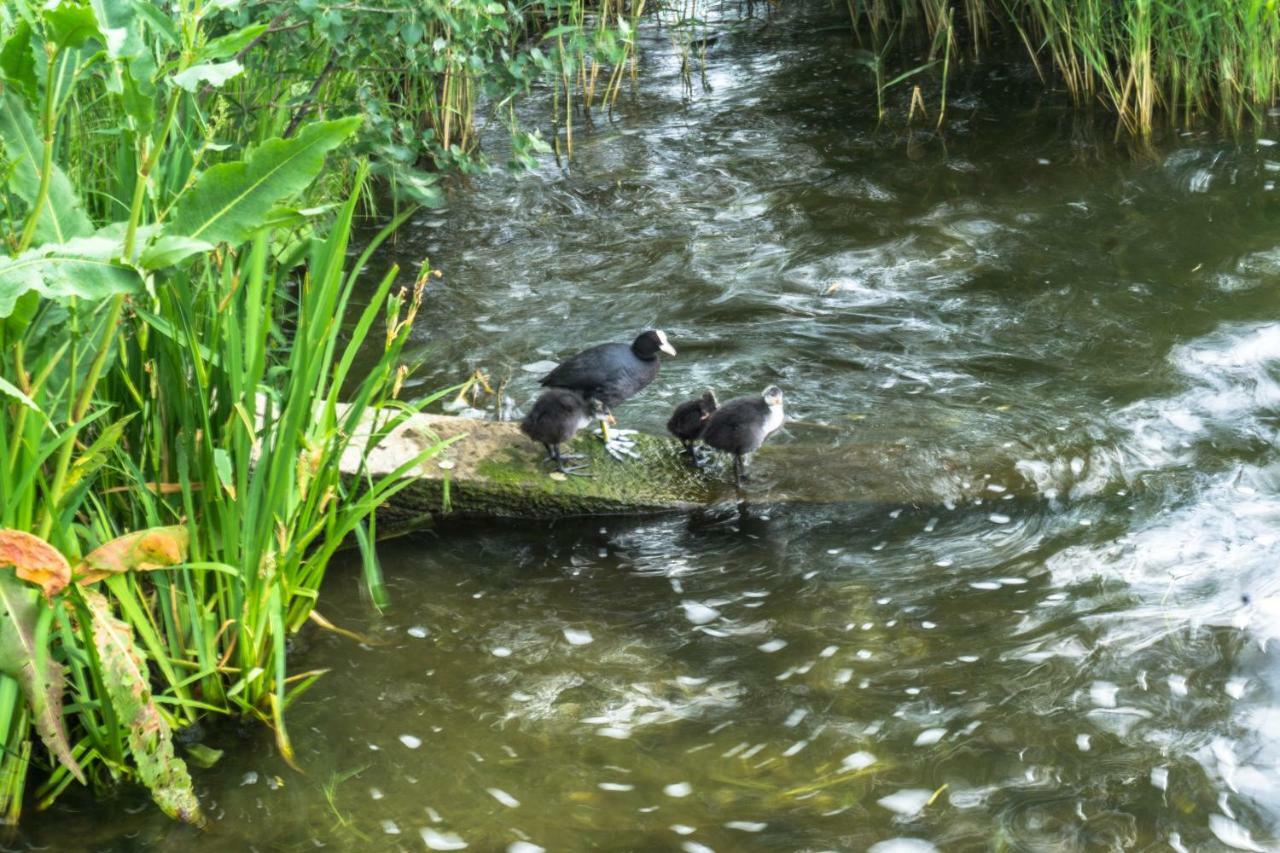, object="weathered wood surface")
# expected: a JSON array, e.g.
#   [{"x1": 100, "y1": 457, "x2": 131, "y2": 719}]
[{"x1": 343, "y1": 411, "x2": 1036, "y2": 526}]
